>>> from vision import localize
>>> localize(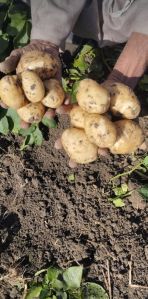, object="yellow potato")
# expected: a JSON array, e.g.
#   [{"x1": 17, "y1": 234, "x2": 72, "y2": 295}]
[
  {"x1": 42, "y1": 79, "x2": 65, "y2": 108},
  {"x1": 16, "y1": 50, "x2": 59, "y2": 79},
  {"x1": 69, "y1": 106, "x2": 88, "y2": 128},
  {"x1": 0, "y1": 75, "x2": 25, "y2": 109},
  {"x1": 17, "y1": 102, "x2": 45, "y2": 123},
  {"x1": 110, "y1": 120, "x2": 144, "y2": 154},
  {"x1": 76, "y1": 78, "x2": 110, "y2": 114},
  {"x1": 104, "y1": 82, "x2": 141, "y2": 119},
  {"x1": 21, "y1": 70, "x2": 45, "y2": 103},
  {"x1": 84, "y1": 114, "x2": 117, "y2": 148},
  {"x1": 61, "y1": 128, "x2": 98, "y2": 164}
]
